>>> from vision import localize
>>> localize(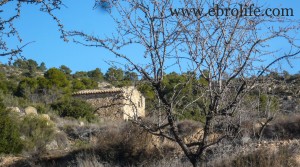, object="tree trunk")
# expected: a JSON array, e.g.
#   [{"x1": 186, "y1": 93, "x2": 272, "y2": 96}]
[{"x1": 190, "y1": 157, "x2": 200, "y2": 167}]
